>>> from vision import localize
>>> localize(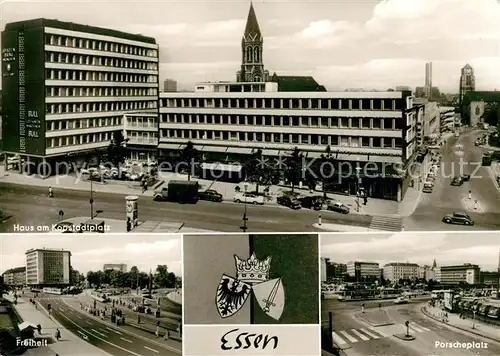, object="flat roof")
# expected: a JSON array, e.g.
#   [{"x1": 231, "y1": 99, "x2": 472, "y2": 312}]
[
  {"x1": 26, "y1": 248, "x2": 71, "y2": 255},
  {"x1": 3, "y1": 18, "x2": 156, "y2": 44},
  {"x1": 160, "y1": 91, "x2": 404, "y2": 99}
]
